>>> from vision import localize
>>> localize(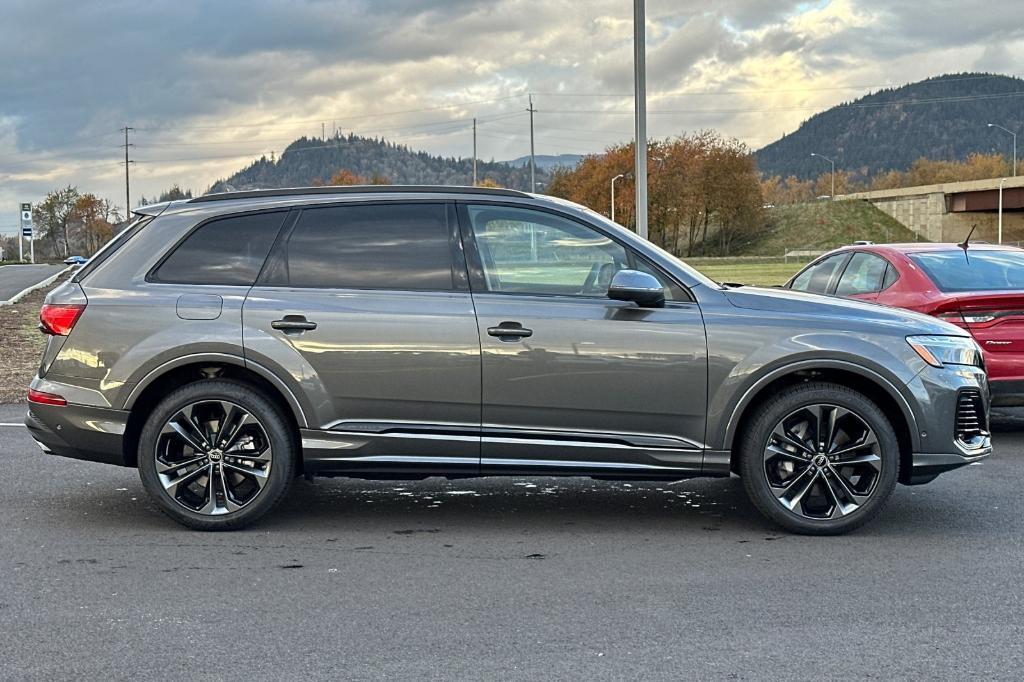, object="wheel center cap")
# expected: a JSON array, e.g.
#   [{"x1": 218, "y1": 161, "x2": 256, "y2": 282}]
[
  {"x1": 208, "y1": 449, "x2": 223, "y2": 462},
  {"x1": 813, "y1": 454, "x2": 828, "y2": 467}
]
